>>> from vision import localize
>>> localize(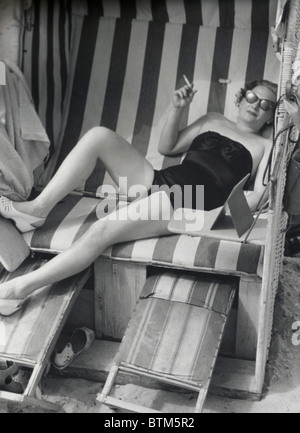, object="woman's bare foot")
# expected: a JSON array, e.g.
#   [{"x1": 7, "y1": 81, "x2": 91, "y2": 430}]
[
  {"x1": 0, "y1": 278, "x2": 25, "y2": 301},
  {"x1": 12, "y1": 201, "x2": 47, "y2": 219},
  {"x1": 0, "y1": 197, "x2": 47, "y2": 232}
]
